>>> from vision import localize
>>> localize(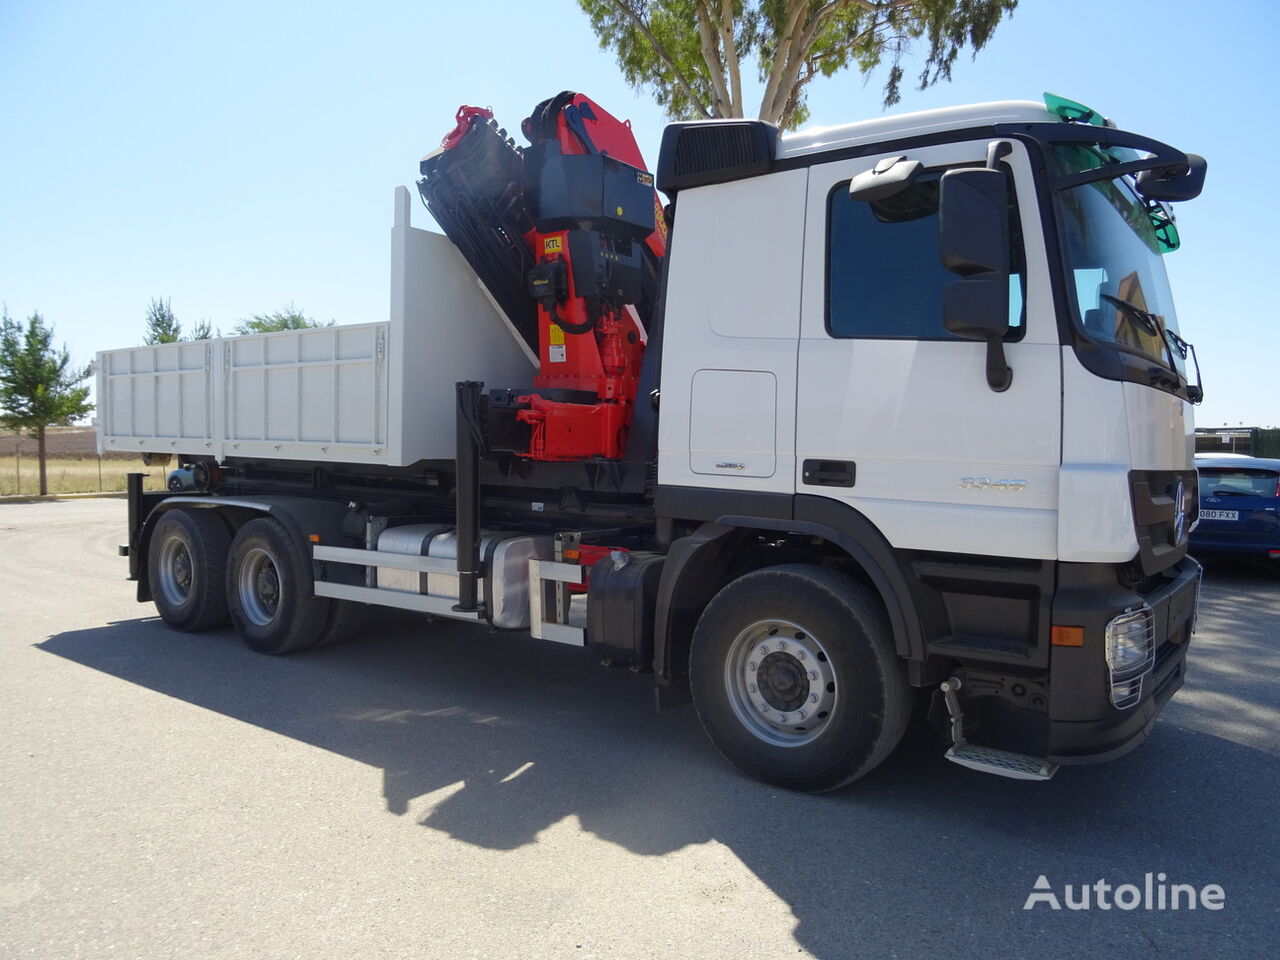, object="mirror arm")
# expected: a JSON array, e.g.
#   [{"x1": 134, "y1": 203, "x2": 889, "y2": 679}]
[
  {"x1": 1054, "y1": 156, "x2": 1184, "y2": 190},
  {"x1": 986, "y1": 140, "x2": 1013, "y2": 170},
  {"x1": 993, "y1": 122, "x2": 1192, "y2": 188},
  {"x1": 984, "y1": 338, "x2": 1013, "y2": 393},
  {"x1": 972, "y1": 150, "x2": 1013, "y2": 392}
]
